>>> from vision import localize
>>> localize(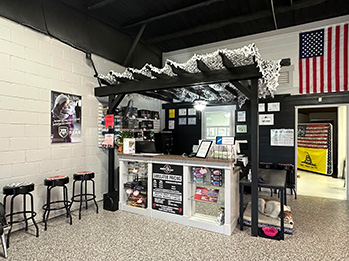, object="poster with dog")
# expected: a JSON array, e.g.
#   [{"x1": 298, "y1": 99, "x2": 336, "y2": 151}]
[{"x1": 51, "y1": 91, "x2": 82, "y2": 143}]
